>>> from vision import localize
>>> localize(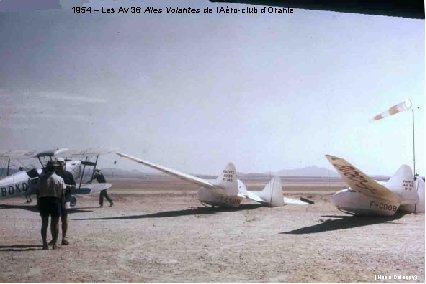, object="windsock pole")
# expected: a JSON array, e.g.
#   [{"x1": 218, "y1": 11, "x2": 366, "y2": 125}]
[{"x1": 412, "y1": 108, "x2": 416, "y2": 178}]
